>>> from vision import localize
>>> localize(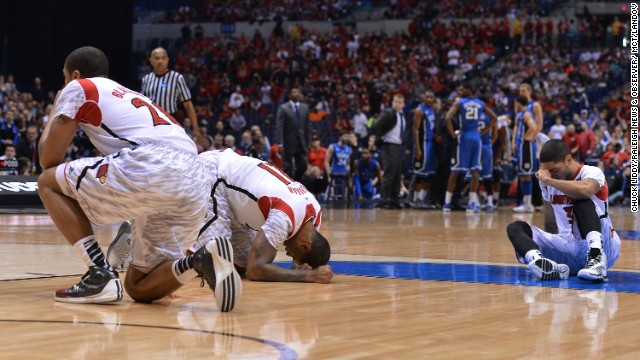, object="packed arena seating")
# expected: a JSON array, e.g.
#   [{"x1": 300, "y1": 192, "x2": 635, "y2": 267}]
[
  {"x1": 1, "y1": 8, "x2": 632, "y2": 205},
  {"x1": 134, "y1": 0, "x2": 567, "y2": 23}
]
